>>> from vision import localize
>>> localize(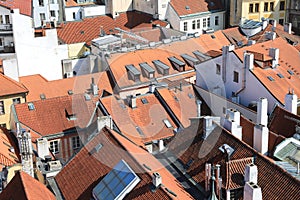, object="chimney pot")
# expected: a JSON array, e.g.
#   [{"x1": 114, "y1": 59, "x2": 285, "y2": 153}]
[{"x1": 152, "y1": 172, "x2": 162, "y2": 188}]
